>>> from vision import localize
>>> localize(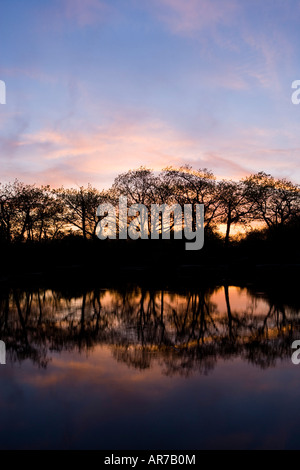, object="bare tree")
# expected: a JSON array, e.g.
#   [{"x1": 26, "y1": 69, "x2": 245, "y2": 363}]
[
  {"x1": 161, "y1": 166, "x2": 219, "y2": 228},
  {"x1": 112, "y1": 166, "x2": 158, "y2": 205},
  {"x1": 55, "y1": 185, "x2": 109, "y2": 239},
  {"x1": 243, "y1": 172, "x2": 300, "y2": 228},
  {"x1": 216, "y1": 180, "x2": 254, "y2": 246}
]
